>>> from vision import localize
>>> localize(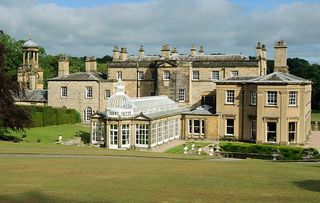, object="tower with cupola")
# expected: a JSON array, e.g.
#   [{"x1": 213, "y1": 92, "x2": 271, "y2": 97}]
[{"x1": 17, "y1": 35, "x2": 44, "y2": 90}]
